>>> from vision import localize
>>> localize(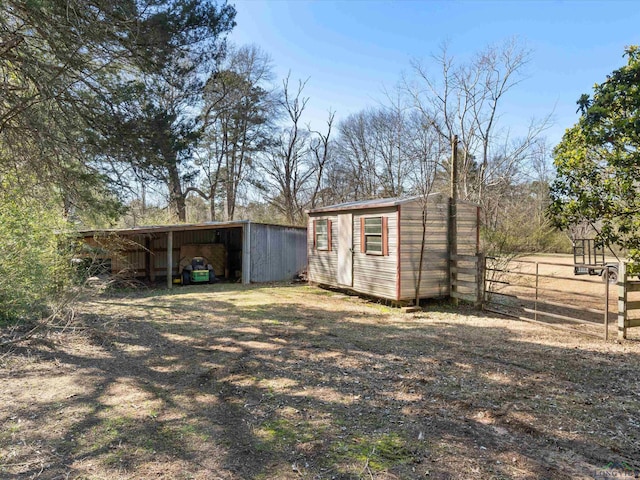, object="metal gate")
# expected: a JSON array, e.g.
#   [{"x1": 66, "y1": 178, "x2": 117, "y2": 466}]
[{"x1": 483, "y1": 256, "x2": 615, "y2": 339}]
